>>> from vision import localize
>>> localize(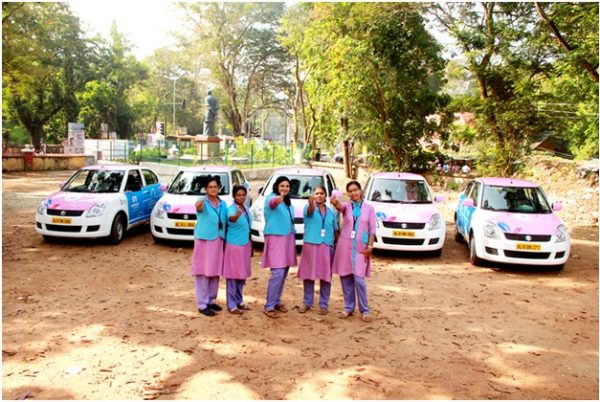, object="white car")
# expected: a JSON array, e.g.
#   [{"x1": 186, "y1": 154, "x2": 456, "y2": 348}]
[
  {"x1": 455, "y1": 177, "x2": 570, "y2": 269},
  {"x1": 250, "y1": 168, "x2": 339, "y2": 245},
  {"x1": 364, "y1": 172, "x2": 446, "y2": 256},
  {"x1": 150, "y1": 166, "x2": 251, "y2": 242},
  {"x1": 35, "y1": 164, "x2": 165, "y2": 244}
]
